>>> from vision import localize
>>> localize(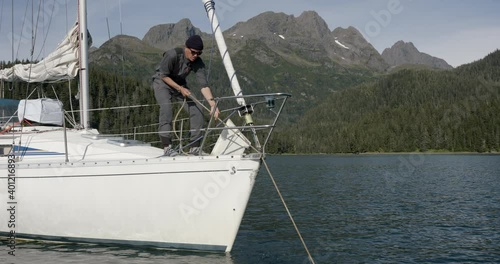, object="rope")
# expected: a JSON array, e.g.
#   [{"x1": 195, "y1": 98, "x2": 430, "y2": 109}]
[
  {"x1": 261, "y1": 159, "x2": 316, "y2": 264},
  {"x1": 172, "y1": 97, "x2": 187, "y2": 154},
  {"x1": 191, "y1": 92, "x2": 316, "y2": 264}
]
